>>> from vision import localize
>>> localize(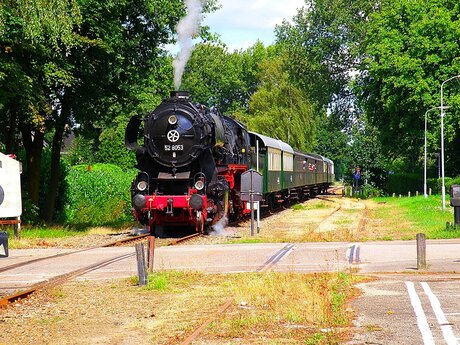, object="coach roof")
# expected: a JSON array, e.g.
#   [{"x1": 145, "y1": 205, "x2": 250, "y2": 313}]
[{"x1": 249, "y1": 132, "x2": 294, "y2": 154}]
